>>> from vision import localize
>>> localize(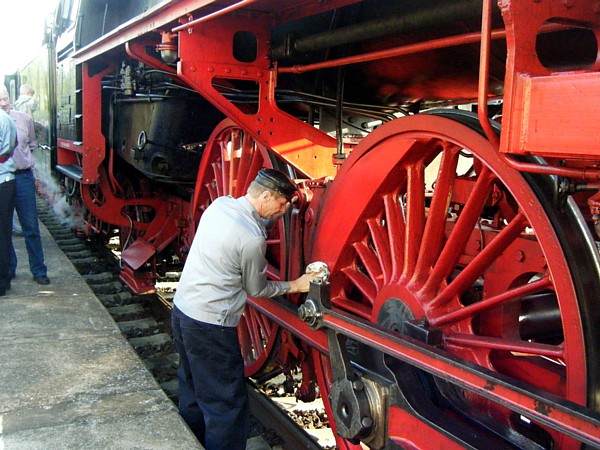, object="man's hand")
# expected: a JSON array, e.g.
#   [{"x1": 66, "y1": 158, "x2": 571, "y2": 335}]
[{"x1": 288, "y1": 272, "x2": 321, "y2": 293}]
